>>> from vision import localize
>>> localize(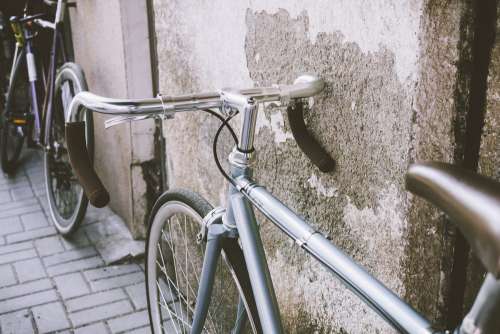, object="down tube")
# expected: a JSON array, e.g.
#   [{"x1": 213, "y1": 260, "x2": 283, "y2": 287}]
[{"x1": 236, "y1": 178, "x2": 435, "y2": 334}]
